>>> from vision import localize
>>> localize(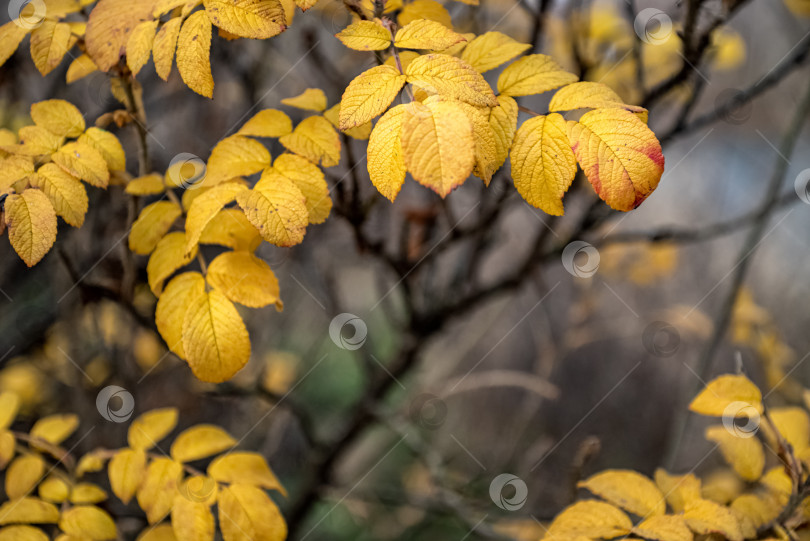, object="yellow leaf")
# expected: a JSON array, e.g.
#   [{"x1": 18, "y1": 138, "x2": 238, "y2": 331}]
[
  {"x1": 405, "y1": 54, "x2": 497, "y2": 107},
  {"x1": 461, "y1": 31, "x2": 531, "y2": 73},
  {"x1": 108, "y1": 448, "x2": 146, "y2": 504},
  {"x1": 273, "y1": 153, "x2": 331, "y2": 223},
  {"x1": 218, "y1": 483, "x2": 287, "y2": 541},
  {"x1": 38, "y1": 476, "x2": 69, "y2": 503},
  {"x1": 0, "y1": 526, "x2": 49, "y2": 541},
  {"x1": 177, "y1": 474, "x2": 218, "y2": 506},
  {"x1": 455, "y1": 100, "x2": 497, "y2": 183},
  {"x1": 137, "y1": 457, "x2": 183, "y2": 524},
  {"x1": 339, "y1": 65, "x2": 406, "y2": 130},
  {"x1": 489, "y1": 94, "x2": 517, "y2": 172},
  {"x1": 70, "y1": 483, "x2": 108, "y2": 504},
  {"x1": 654, "y1": 469, "x2": 702, "y2": 513},
  {"x1": 59, "y1": 505, "x2": 117, "y2": 540},
  {"x1": 30, "y1": 21, "x2": 71, "y2": 76},
  {"x1": 6, "y1": 454, "x2": 45, "y2": 499},
  {"x1": 730, "y1": 493, "x2": 781, "y2": 533},
  {"x1": 0, "y1": 156, "x2": 34, "y2": 192},
  {"x1": 136, "y1": 524, "x2": 177, "y2": 541},
  {"x1": 633, "y1": 515, "x2": 693, "y2": 541},
  {"x1": 0, "y1": 21, "x2": 28, "y2": 69},
  {"x1": 705, "y1": 425, "x2": 764, "y2": 481},
  {"x1": 683, "y1": 499, "x2": 743, "y2": 541},
  {"x1": 208, "y1": 452, "x2": 285, "y2": 494},
  {"x1": 550, "y1": 81, "x2": 646, "y2": 114},
  {"x1": 29, "y1": 165, "x2": 87, "y2": 228},
  {"x1": 171, "y1": 494, "x2": 215, "y2": 540},
  {"x1": 203, "y1": 0, "x2": 287, "y2": 39},
  {"x1": 199, "y1": 209, "x2": 261, "y2": 251},
  {"x1": 129, "y1": 200, "x2": 182, "y2": 255},
  {"x1": 281, "y1": 88, "x2": 328, "y2": 112},
  {"x1": 324, "y1": 103, "x2": 371, "y2": 140},
  {"x1": 394, "y1": 19, "x2": 465, "y2": 50},
  {"x1": 182, "y1": 289, "x2": 251, "y2": 382},
  {"x1": 147, "y1": 231, "x2": 198, "y2": 295},
  {"x1": 545, "y1": 500, "x2": 632, "y2": 539},
  {"x1": 30, "y1": 100, "x2": 84, "y2": 138},
  {"x1": 30, "y1": 414, "x2": 78, "y2": 446},
  {"x1": 12, "y1": 125, "x2": 63, "y2": 156},
  {"x1": 237, "y1": 109, "x2": 292, "y2": 138},
  {"x1": 156, "y1": 272, "x2": 206, "y2": 359},
  {"x1": 567, "y1": 108, "x2": 665, "y2": 211},
  {"x1": 128, "y1": 408, "x2": 179, "y2": 450},
  {"x1": 170, "y1": 425, "x2": 236, "y2": 462},
  {"x1": 235, "y1": 175, "x2": 308, "y2": 247},
  {"x1": 785, "y1": 0, "x2": 810, "y2": 16},
  {"x1": 511, "y1": 113, "x2": 577, "y2": 216},
  {"x1": 177, "y1": 11, "x2": 214, "y2": 98},
  {"x1": 185, "y1": 182, "x2": 248, "y2": 253},
  {"x1": 153, "y1": 0, "x2": 187, "y2": 16},
  {"x1": 701, "y1": 469, "x2": 743, "y2": 504},
  {"x1": 207, "y1": 251, "x2": 281, "y2": 308},
  {"x1": 0, "y1": 431, "x2": 14, "y2": 470},
  {"x1": 689, "y1": 374, "x2": 763, "y2": 417},
  {"x1": 76, "y1": 452, "x2": 107, "y2": 478},
  {"x1": 153, "y1": 17, "x2": 182, "y2": 81},
  {"x1": 126, "y1": 20, "x2": 158, "y2": 75},
  {"x1": 0, "y1": 393, "x2": 19, "y2": 430},
  {"x1": 763, "y1": 407, "x2": 810, "y2": 454},
  {"x1": 52, "y1": 141, "x2": 110, "y2": 188},
  {"x1": 85, "y1": 0, "x2": 155, "y2": 71},
  {"x1": 126, "y1": 173, "x2": 165, "y2": 195},
  {"x1": 78, "y1": 127, "x2": 126, "y2": 172},
  {"x1": 279, "y1": 115, "x2": 341, "y2": 167},
  {"x1": 4, "y1": 189, "x2": 57, "y2": 267},
  {"x1": 336, "y1": 20, "x2": 390, "y2": 51},
  {"x1": 497, "y1": 54, "x2": 579, "y2": 97},
  {"x1": 207, "y1": 135, "x2": 271, "y2": 184},
  {"x1": 66, "y1": 53, "x2": 99, "y2": 83},
  {"x1": 579, "y1": 470, "x2": 665, "y2": 517},
  {"x1": 397, "y1": 0, "x2": 451, "y2": 27},
  {"x1": 401, "y1": 100, "x2": 474, "y2": 197},
  {"x1": 0, "y1": 497, "x2": 59, "y2": 525}
]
